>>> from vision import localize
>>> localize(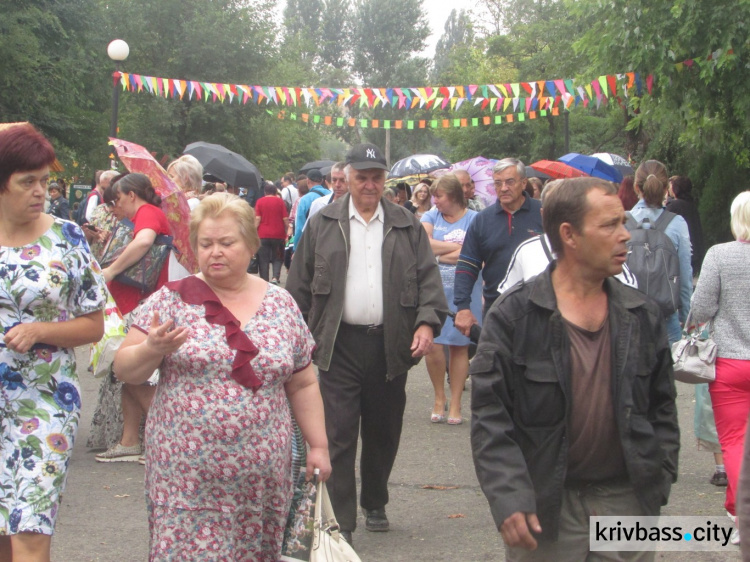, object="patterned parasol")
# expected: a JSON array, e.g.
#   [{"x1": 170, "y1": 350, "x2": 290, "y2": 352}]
[
  {"x1": 449, "y1": 156, "x2": 499, "y2": 209},
  {"x1": 109, "y1": 138, "x2": 198, "y2": 274}
]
